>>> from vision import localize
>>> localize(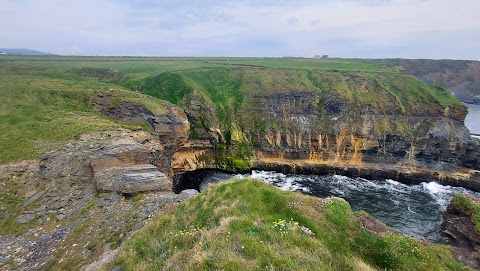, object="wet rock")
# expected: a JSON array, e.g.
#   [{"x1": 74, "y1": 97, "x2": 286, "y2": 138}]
[{"x1": 16, "y1": 214, "x2": 35, "y2": 224}]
